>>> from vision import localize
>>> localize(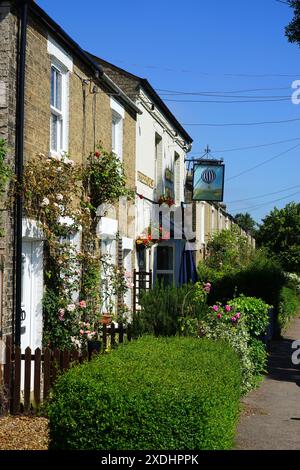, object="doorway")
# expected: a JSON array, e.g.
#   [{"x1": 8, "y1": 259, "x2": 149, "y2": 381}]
[{"x1": 21, "y1": 241, "x2": 43, "y2": 352}]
